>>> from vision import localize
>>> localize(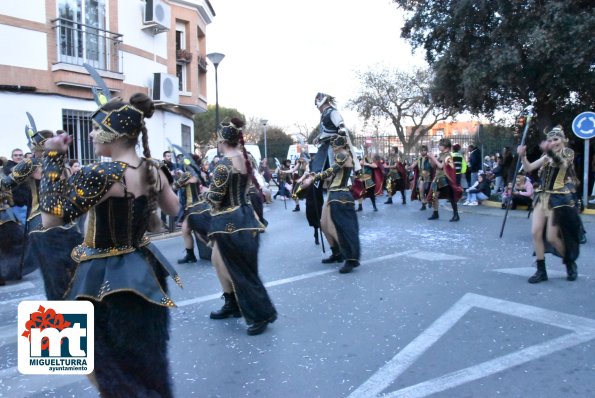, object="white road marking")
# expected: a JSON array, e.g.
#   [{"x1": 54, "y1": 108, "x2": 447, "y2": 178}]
[
  {"x1": 407, "y1": 252, "x2": 467, "y2": 262},
  {"x1": 0, "y1": 282, "x2": 36, "y2": 294},
  {"x1": 348, "y1": 293, "x2": 595, "y2": 398},
  {"x1": 177, "y1": 250, "x2": 419, "y2": 307},
  {"x1": 493, "y1": 267, "x2": 589, "y2": 279}
]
